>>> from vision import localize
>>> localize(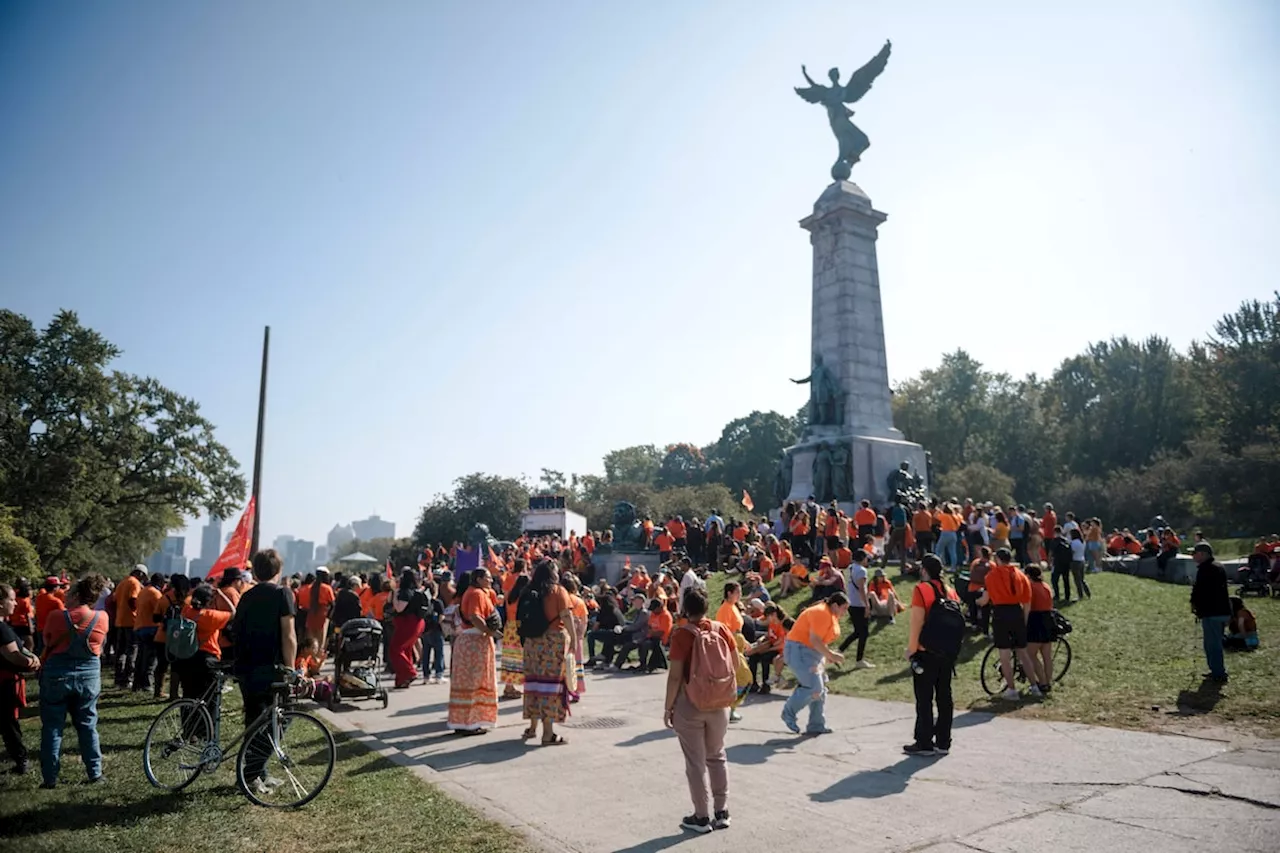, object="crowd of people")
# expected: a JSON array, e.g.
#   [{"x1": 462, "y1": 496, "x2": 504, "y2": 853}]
[{"x1": 0, "y1": 502, "x2": 1270, "y2": 836}]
